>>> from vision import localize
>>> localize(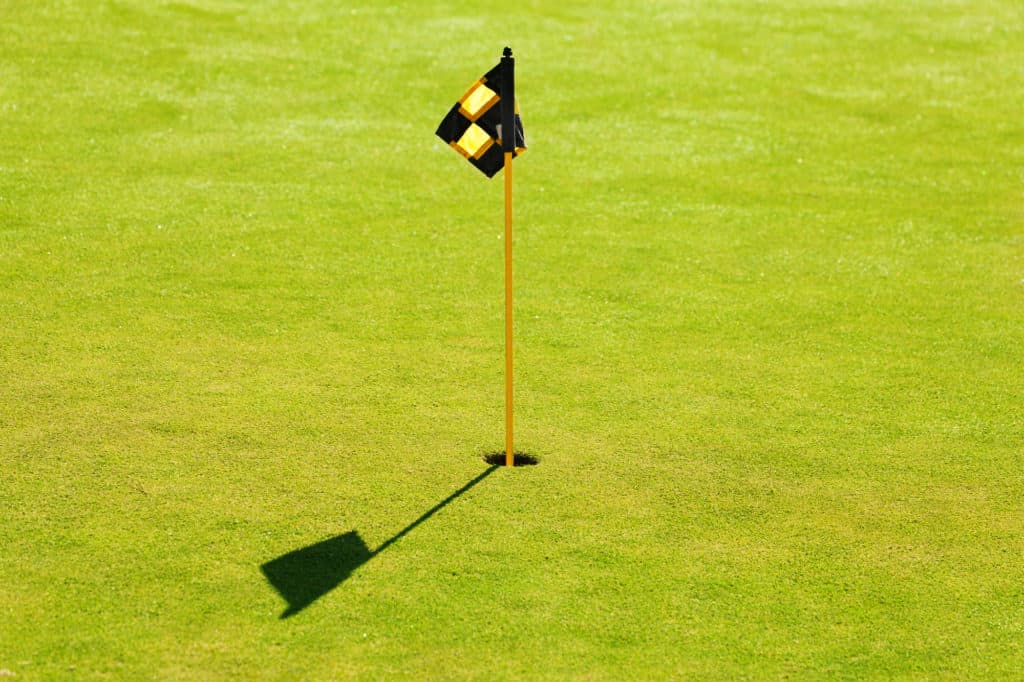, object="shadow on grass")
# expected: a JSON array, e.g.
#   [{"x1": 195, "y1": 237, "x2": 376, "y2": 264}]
[{"x1": 261, "y1": 464, "x2": 499, "y2": 619}]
